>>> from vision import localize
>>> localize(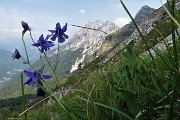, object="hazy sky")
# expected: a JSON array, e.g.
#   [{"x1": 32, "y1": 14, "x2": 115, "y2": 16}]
[{"x1": 0, "y1": 0, "x2": 166, "y2": 40}]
